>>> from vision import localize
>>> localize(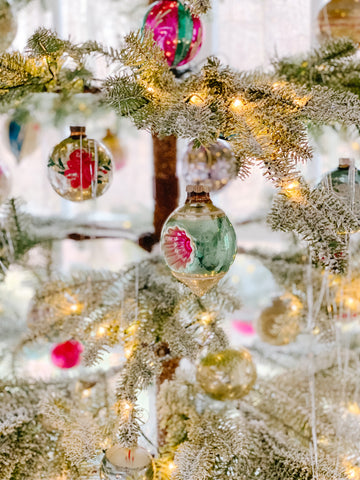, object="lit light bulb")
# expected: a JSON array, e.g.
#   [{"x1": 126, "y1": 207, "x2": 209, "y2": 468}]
[
  {"x1": 82, "y1": 388, "x2": 91, "y2": 398},
  {"x1": 124, "y1": 344, "x2": 135, "y2": 359},
  {"x1": 188, "y1": 94, "x2": 204, "y2": 105},
  {"x1": 348, "y1": 402, "x2": 360, "y2": 415},
  {"x1": 198, "y1": 311, "x2": 215, "y2": 325},
  {"x1": 167, "y1": 461, "x2": 177, "y2": 473},
  {"x1": 281, "y1": 180, "x2": 304, "y2": 203},
  {"x1": 230, "y1": 98, "x2": 244, "y2": 112},
  {"x1": 96, "y1": 325, "x2": 107, "y2": 337}
]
